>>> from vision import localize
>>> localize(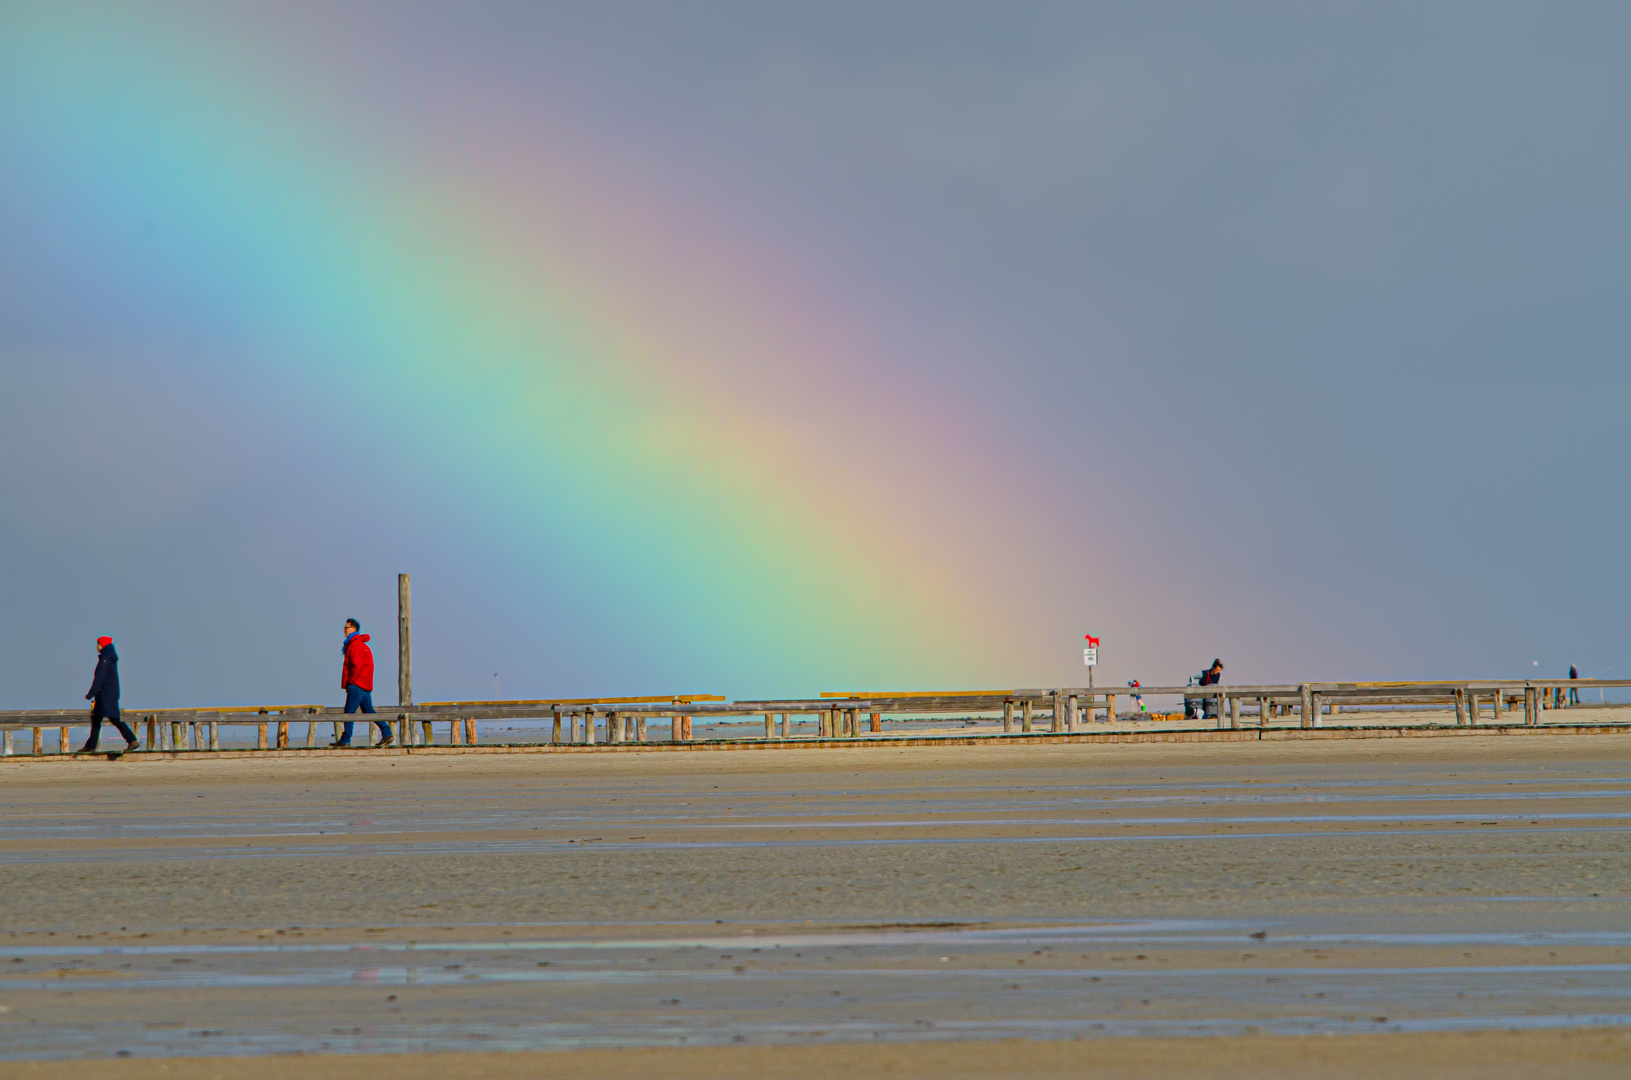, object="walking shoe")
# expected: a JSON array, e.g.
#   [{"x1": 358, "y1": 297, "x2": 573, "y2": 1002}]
[
  {"x1": 328, "y1": 740, "x2": 351, "y2": 748},
  {"x1": 377, "y1": 732, "x2": 395, "y2": 747},
  {"x1": 75, "y1": 743, "x2": 97, "y2": 754},
  {"x1": 124, "y1": 738, "x2": 140, "y2": 753}
]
